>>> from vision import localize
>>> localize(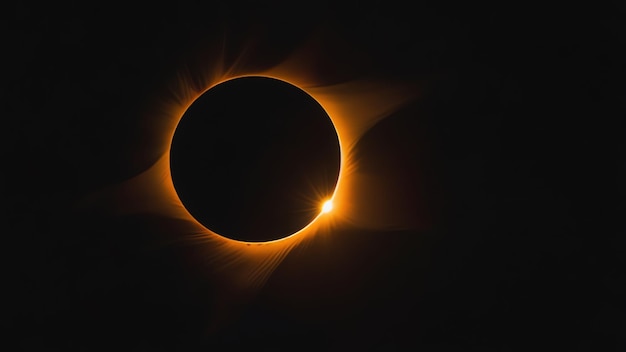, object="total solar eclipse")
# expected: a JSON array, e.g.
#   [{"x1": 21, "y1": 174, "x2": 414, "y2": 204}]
[{"x1": 170, "y1": 76, "x2": 341, "y2": 242}]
